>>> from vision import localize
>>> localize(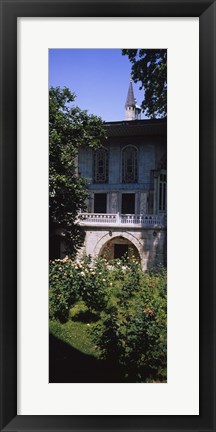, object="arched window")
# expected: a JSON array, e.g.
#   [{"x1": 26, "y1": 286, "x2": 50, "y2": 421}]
[
  {"x1": 93, "y1": 147, "x2": 108, "y2": 183},
  {"x1": 158, "y1": 170, "x2": 167, "y2": 212},
  {"x1": 157, "y1": 154, "x2": 167, "y2": 212},
  {"x1": 122, "y1": 146, "x2": 137, "y2": 183}
]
